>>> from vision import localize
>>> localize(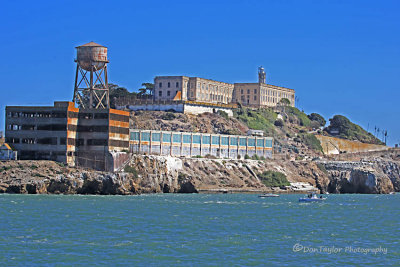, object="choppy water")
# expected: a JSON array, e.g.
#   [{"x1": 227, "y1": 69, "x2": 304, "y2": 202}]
[{"x1": 0, "y1": 194, "x2": 399, "y2": 266}]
